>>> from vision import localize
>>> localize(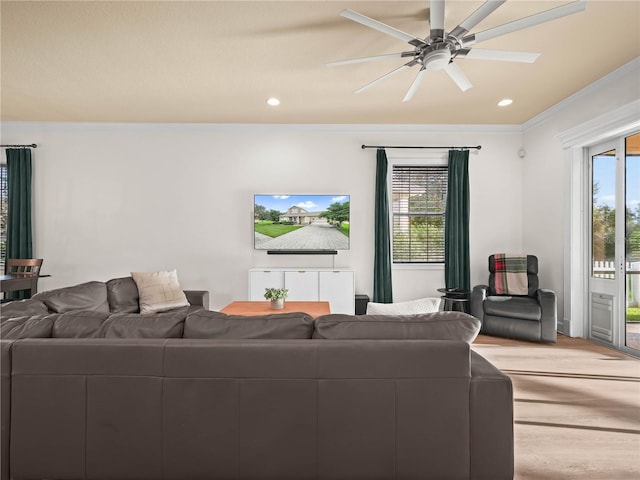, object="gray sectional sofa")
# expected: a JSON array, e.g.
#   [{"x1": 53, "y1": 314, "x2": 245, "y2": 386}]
[
  {"x1": 1, "y1": 279, "x2": 514, "y2": 480},
  {"x1": 1, "y1": 276, "x2": 209, "y2": 338}
]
